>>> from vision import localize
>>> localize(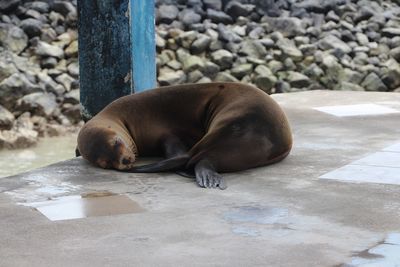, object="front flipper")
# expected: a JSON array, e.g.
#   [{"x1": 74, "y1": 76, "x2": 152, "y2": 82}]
[
  {"x1": 194, "y1": 159, "x2": 227, "y2": 190},
  {"x1": 124, "y1": 135, "x2": 192, "y2": 174}
]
